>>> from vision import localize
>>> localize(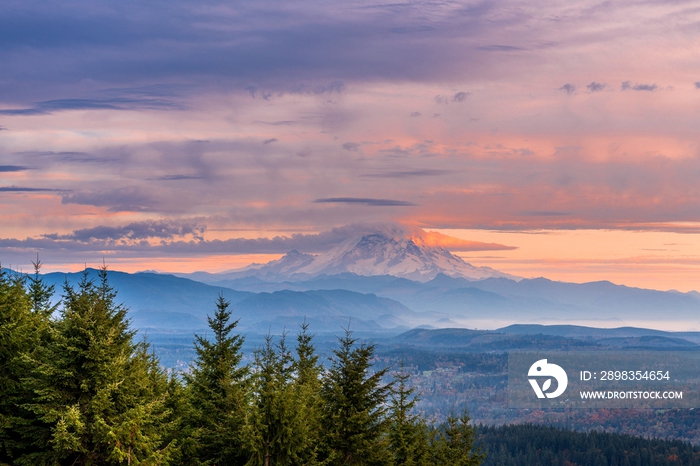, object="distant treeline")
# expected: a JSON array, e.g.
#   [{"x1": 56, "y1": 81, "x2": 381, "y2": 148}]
[
  {"x1": 0, "y1": 263, "x2": 483, "y2": 465},
  {"x1": 477, "y1": 423, "x2": 700, "y2": 466}
]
